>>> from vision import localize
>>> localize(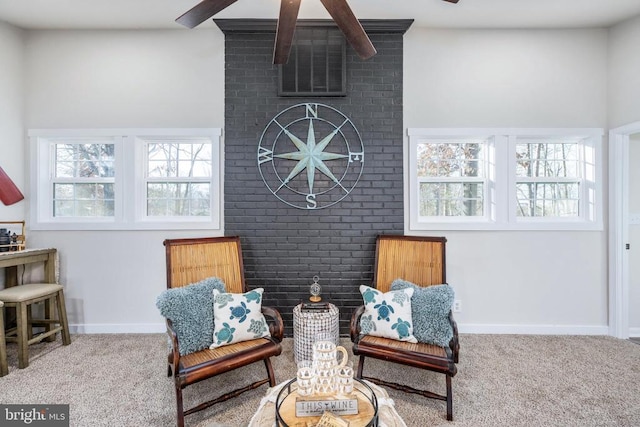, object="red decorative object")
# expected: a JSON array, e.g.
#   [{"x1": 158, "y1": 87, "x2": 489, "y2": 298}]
[{"x1": 0, "y1": 165, "x2": 25, "y2": 206}]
